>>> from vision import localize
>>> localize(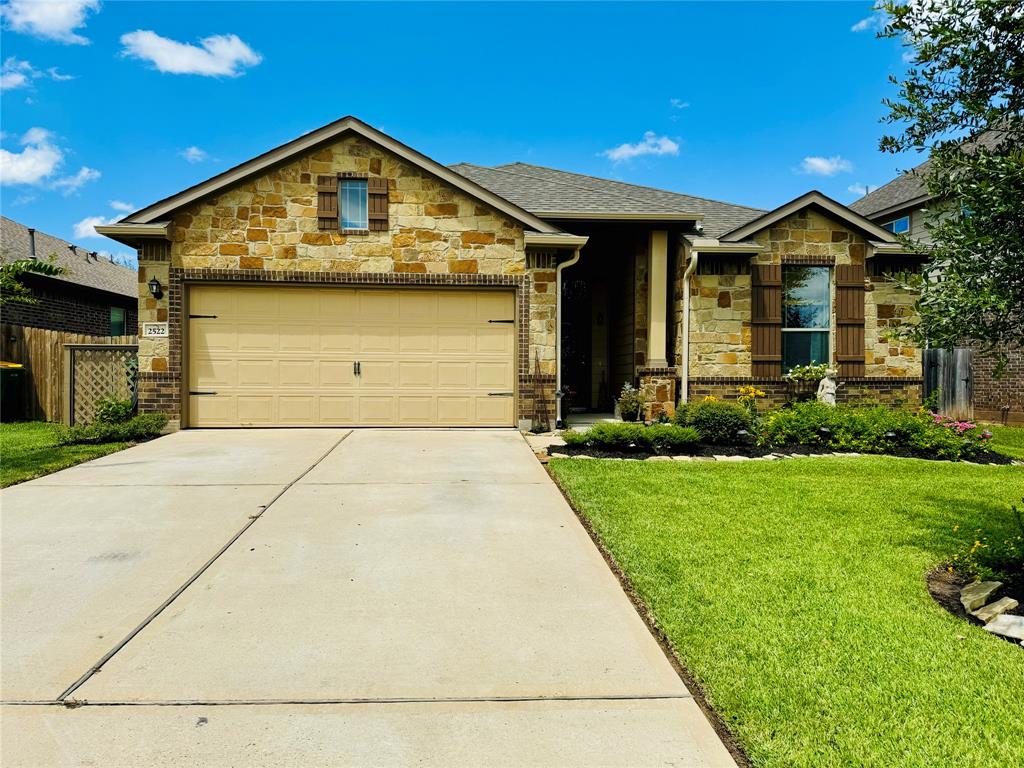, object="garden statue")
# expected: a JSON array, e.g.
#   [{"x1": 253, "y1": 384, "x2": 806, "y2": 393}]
[{"x1": 816, "y1": 369, "x2": 840, "y2": 406}]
